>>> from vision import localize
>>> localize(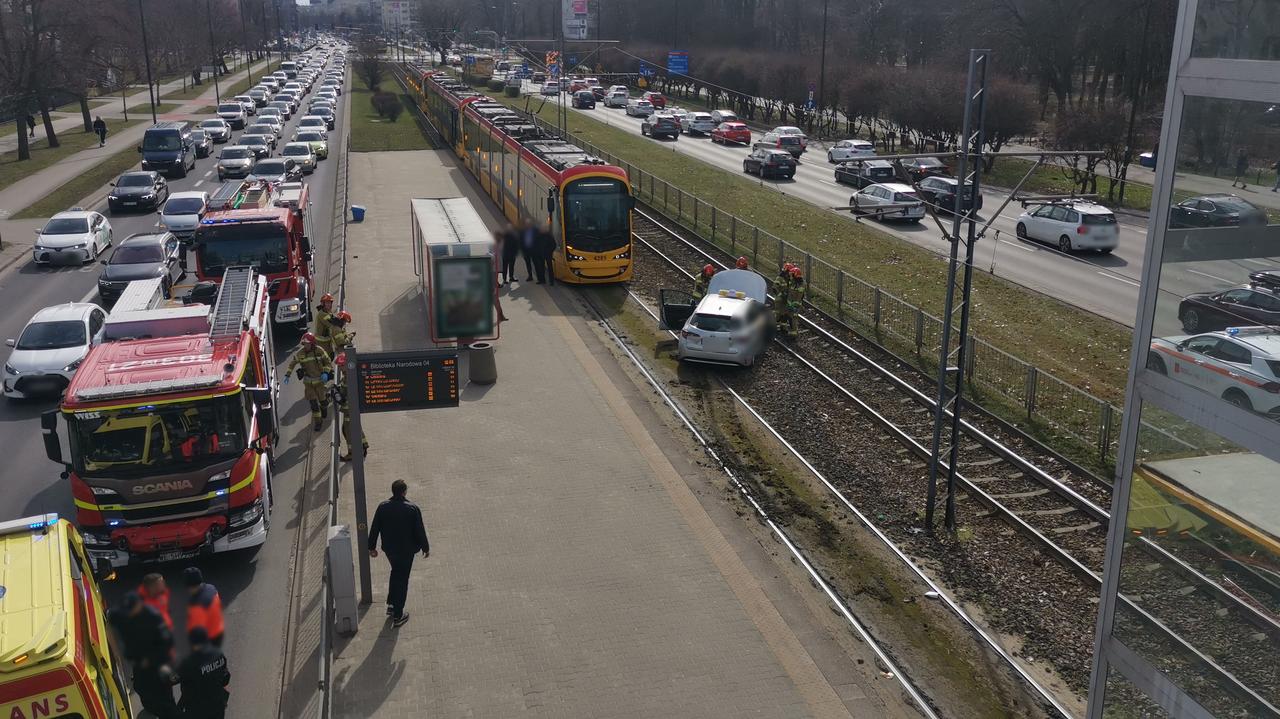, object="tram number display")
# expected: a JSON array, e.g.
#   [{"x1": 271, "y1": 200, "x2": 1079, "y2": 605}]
[{"x1": 355, "y1": 349, "x2": 460, "y2": 412}]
